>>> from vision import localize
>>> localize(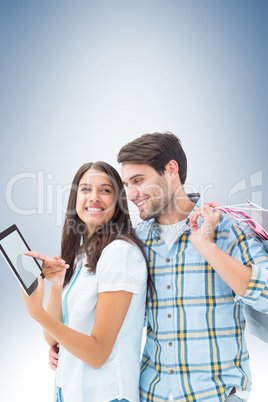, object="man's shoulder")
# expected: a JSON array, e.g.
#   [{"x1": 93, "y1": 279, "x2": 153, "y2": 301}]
[
  {"x1": 134, "y1": 219, "x2": 154, "y2": 241},
  {"x1": 215, "y1": 212, "x2": 256, "y2": 248}
]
